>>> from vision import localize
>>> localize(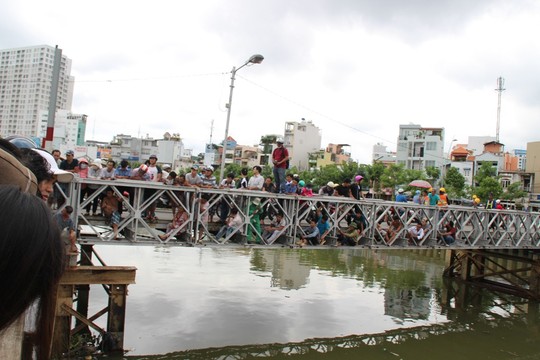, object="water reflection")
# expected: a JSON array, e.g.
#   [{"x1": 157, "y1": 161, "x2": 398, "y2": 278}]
[{"x1": 87, "y1": 246, "x2": 539, "y2": 359}]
